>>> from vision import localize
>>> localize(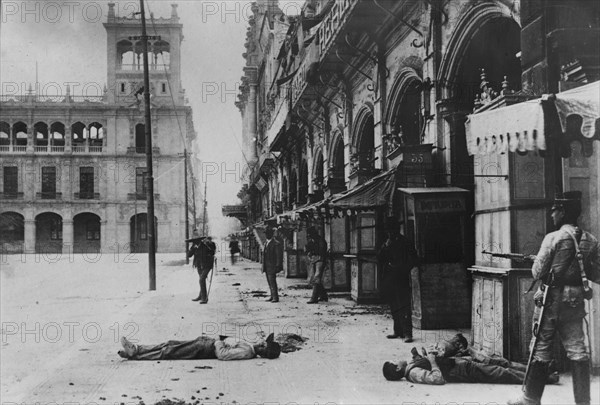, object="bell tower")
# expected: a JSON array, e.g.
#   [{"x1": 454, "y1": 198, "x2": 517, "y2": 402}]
[{"x1": 103, "y1": 3, "x2": 184, "y2": 105}]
